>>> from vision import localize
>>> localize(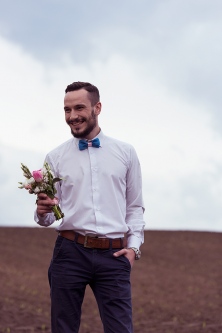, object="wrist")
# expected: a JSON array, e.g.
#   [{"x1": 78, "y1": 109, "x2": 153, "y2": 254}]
[{"x1": 127, "y1": 247, "x2": 141, "y2": 260}]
